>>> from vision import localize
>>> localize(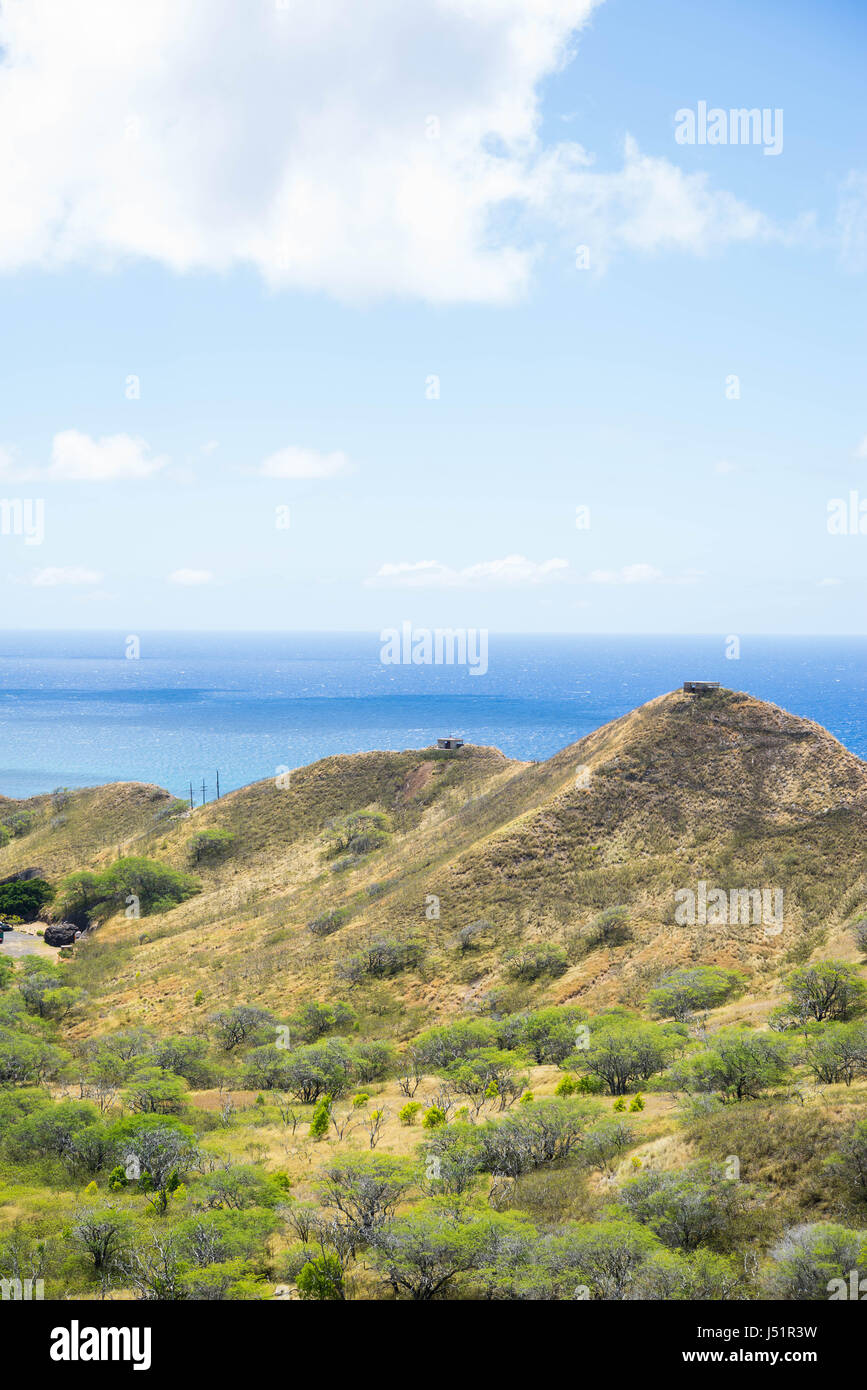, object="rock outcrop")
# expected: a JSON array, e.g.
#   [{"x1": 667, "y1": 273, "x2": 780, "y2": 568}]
[{"x1": 44, "y1": 922, "x2": 82, "y2": 947}]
